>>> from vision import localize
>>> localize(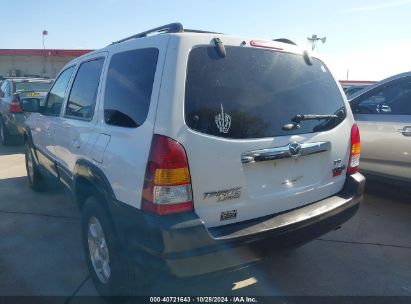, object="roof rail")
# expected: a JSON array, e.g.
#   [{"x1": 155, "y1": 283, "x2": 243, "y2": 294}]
[
  {"x1": 112, "y1": 22, "x2": 184, "y2": 44},
  {"x1": 273, "y1": 38, "x2": 297, "y2": 46},
  {"x1": 184, "y1": 29, "x2": 223, "y2": 35}
]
